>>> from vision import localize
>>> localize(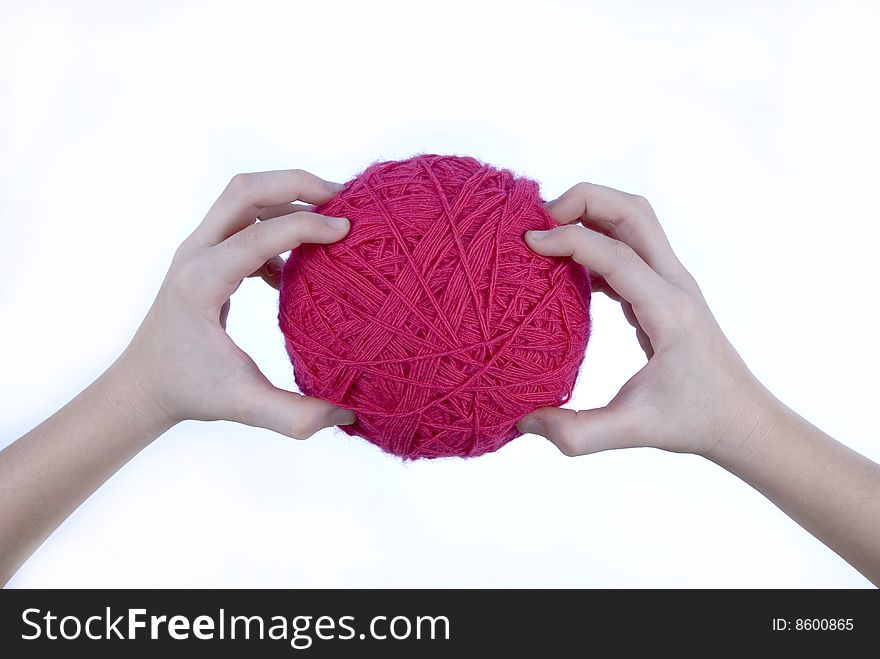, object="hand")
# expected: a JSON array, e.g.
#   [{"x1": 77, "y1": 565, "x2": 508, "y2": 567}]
[
  {"x1": 118, "y1": 169, "x2": 357, "y2": 439},
  {"x1": 517, "y1": 183, "x2": 779, "y2": 462}
]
